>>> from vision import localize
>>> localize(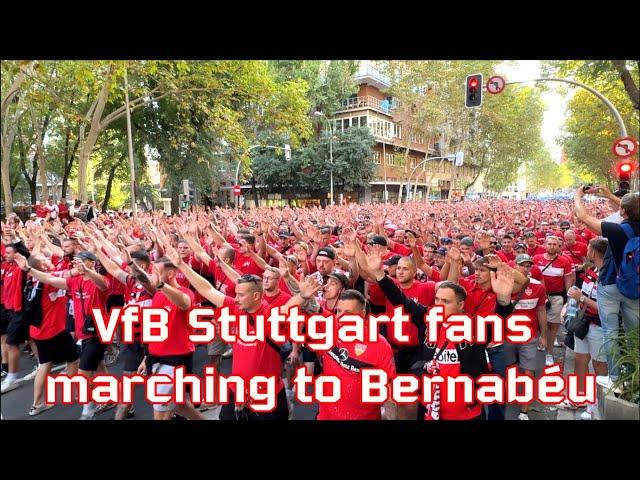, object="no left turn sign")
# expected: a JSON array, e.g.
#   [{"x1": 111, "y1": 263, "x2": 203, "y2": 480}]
[
  {"x1": 486, "y1": 75, "x2": 506, "y2": 94},
  {"x1": 612, "y1": 136, "x2": 638, "y2": 158}
]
